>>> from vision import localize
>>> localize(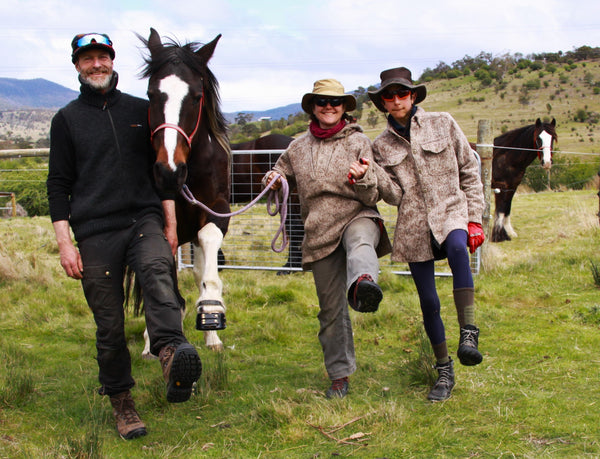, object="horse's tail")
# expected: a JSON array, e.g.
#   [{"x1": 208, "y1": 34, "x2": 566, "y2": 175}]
[{"x1": 124, "y1": 266, "x2": 144, "y2": 316}]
